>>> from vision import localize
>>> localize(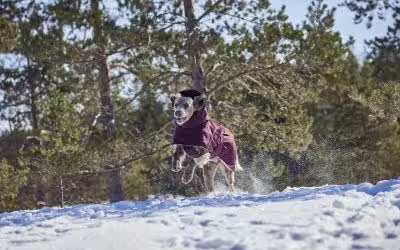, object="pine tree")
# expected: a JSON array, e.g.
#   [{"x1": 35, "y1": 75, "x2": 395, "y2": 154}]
[{"x1": 343, "y1": 0, "x2": 400, "y2": 81}]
